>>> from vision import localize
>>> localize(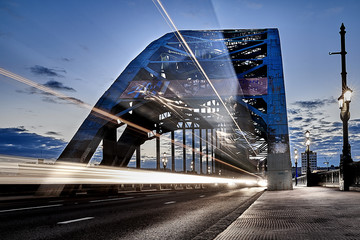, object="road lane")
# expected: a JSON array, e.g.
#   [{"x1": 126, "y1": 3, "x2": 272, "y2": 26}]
[{"x1": 0, "y1": 187, "x2": 265, "y2": 240}]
